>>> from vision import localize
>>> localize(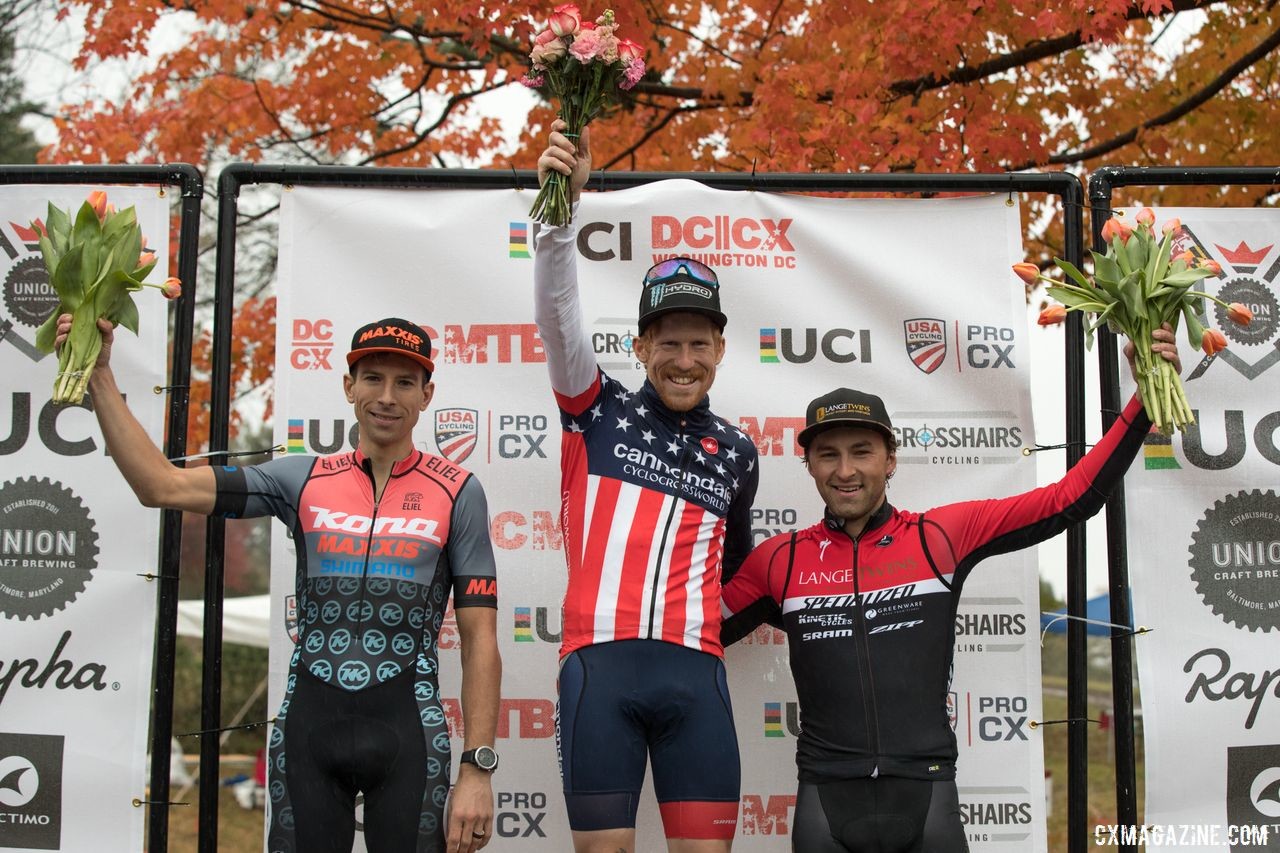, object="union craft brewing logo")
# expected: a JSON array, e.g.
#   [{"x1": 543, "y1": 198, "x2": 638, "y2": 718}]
[
  {"x1": 434, "y1": 408, "x2": 478, "y2": 464},
  {"x1": 0, "y1": 477, "x2": 100, "y2": 620},
  {"x1": 0, "y1": 732, "x2": 65, "y2": 849},
  {"x1": 1177, "y1": 231, "x2": 1280, "y2": 382},
  {"x1": 0, "y1": 220, "x2": 56, "y2": 363},
  {"x1": 904, "y1": 318, "x2": 947, "y2": 374},
  {"x1": 1188, "y1": 489, "x2": 1280, "y2": 633}
]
